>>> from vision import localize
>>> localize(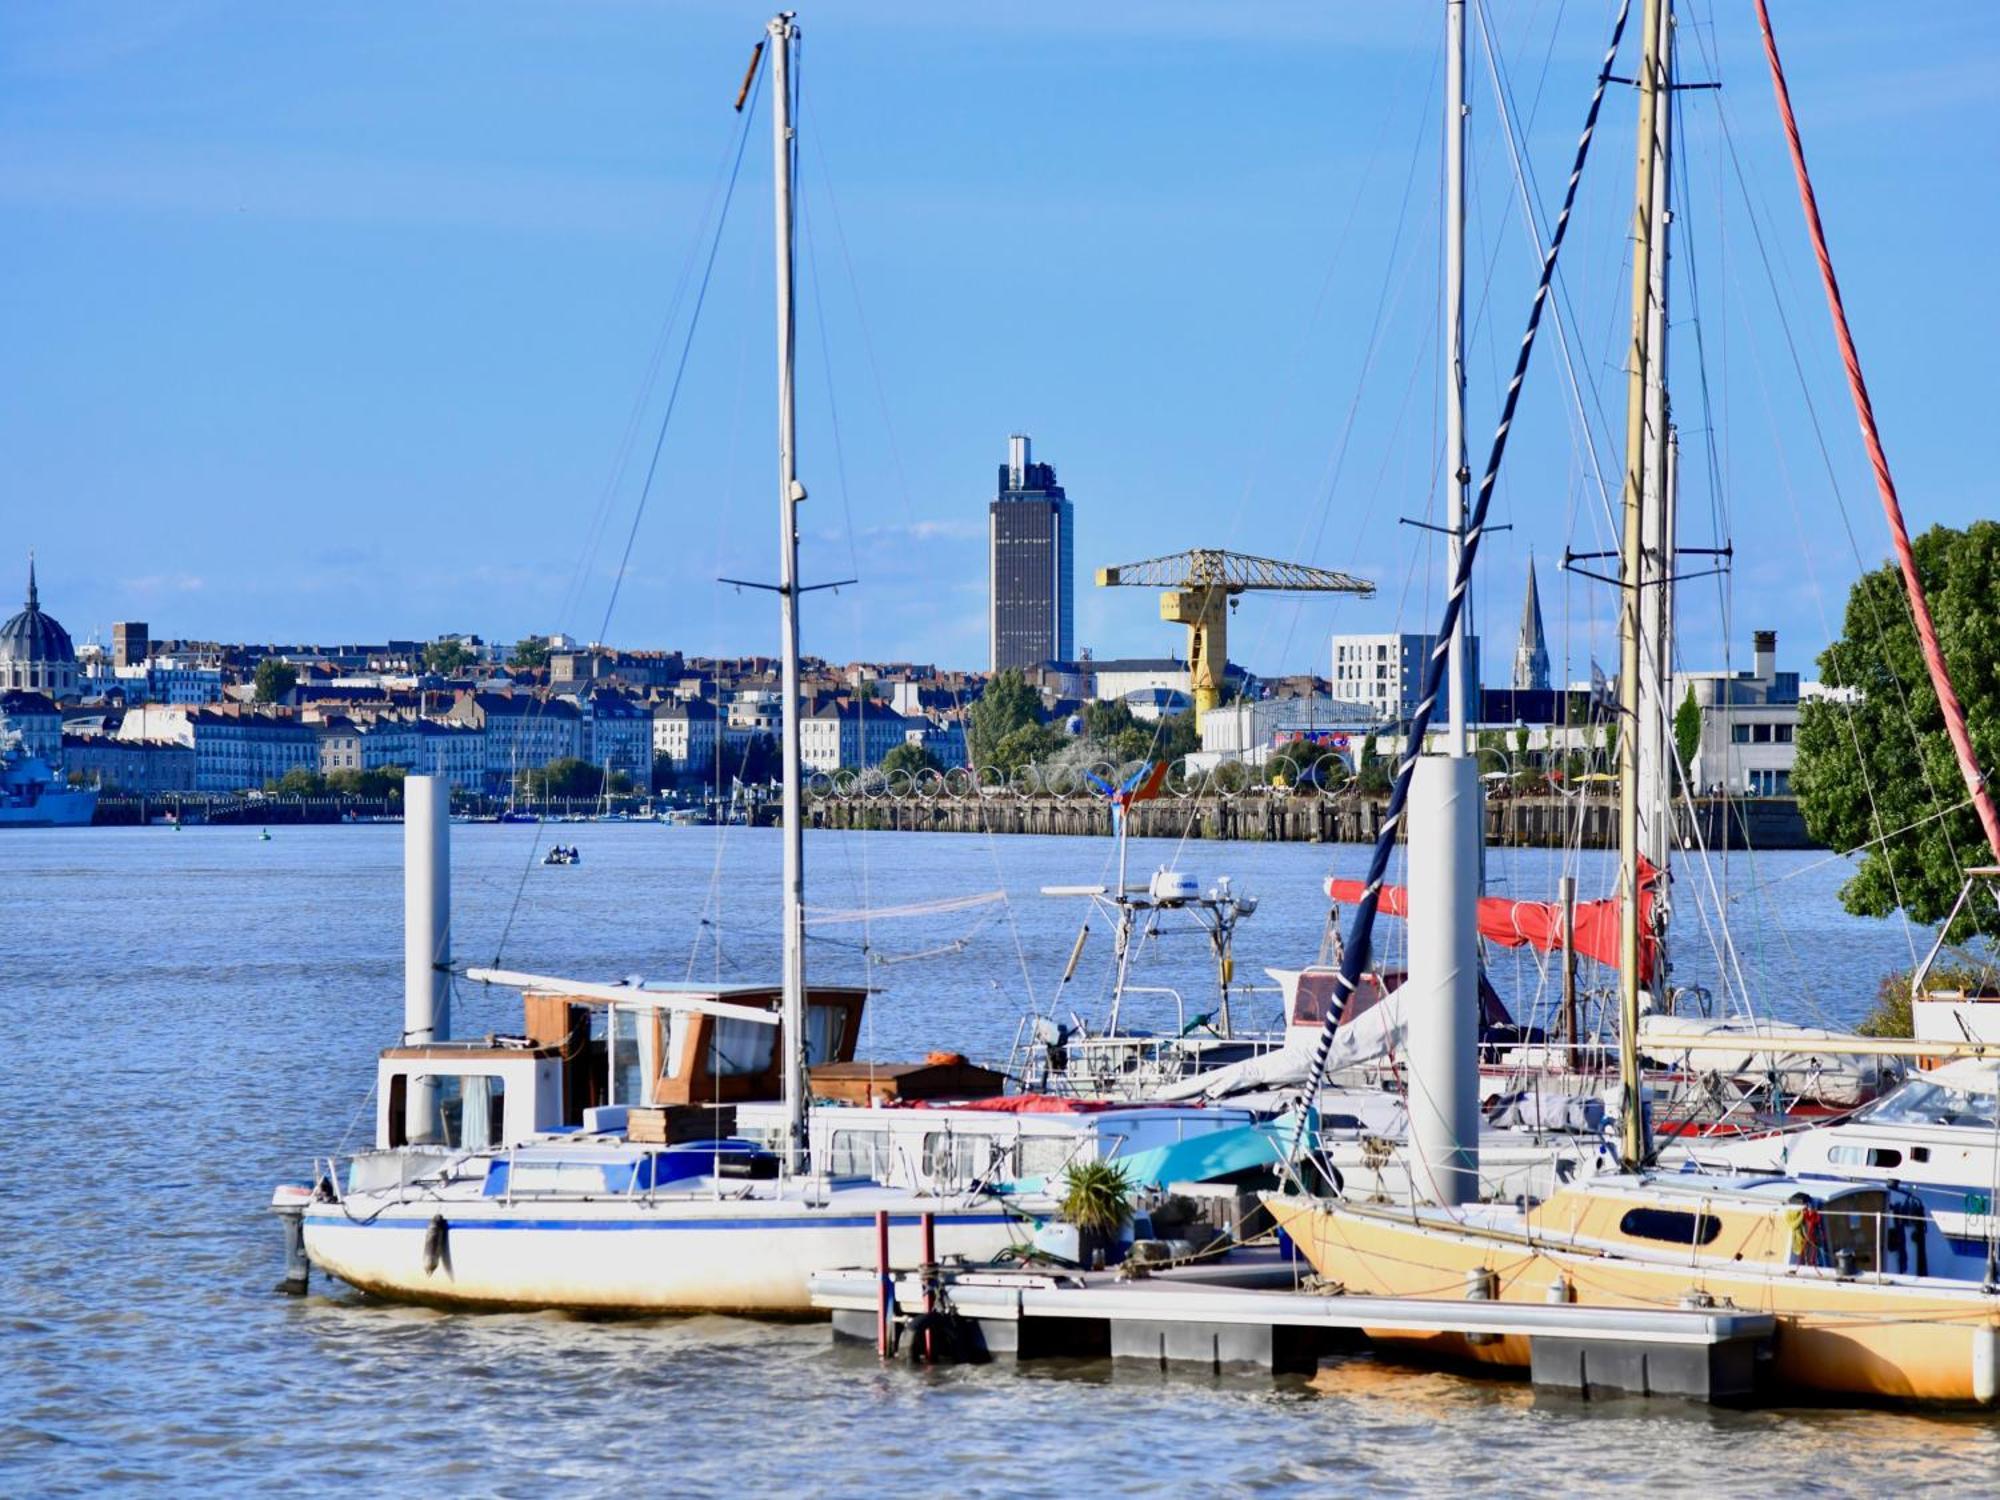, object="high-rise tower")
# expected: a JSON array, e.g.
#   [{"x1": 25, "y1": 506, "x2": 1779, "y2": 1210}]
[
  {"x1": 1513, "y1": 555, "x2": 1551, "y2": 692},
  {"x1": 987, "y1": 434, "x2": 1074, "y2": 673}
]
